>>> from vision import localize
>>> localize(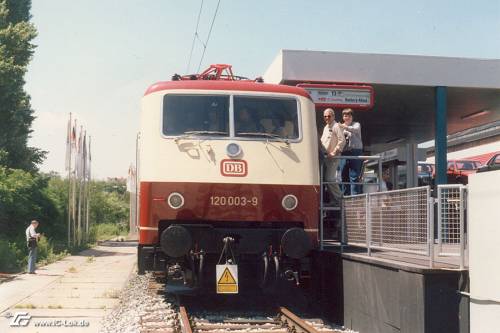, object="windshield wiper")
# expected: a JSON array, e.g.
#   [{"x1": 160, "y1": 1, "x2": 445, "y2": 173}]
[
  {"x1": 237, "y1": 132, "x2": 290, "y2": 144},
  {"x1": 174, "y1": 130, "x2": 228, "y2": 143},
  {"x1": 184, "y1": 130, "x2": 228, "y2": 136}
]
